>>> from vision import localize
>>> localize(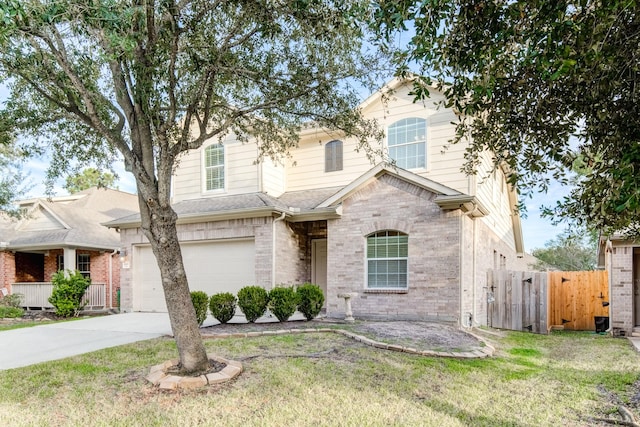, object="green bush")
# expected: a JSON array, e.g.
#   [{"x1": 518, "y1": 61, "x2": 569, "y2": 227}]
[
  {"x1": 296, "y1": 283, "x2": 325, "y2": 320},
  {"x1": 48, "y1": 270, "x2": 91, "y2": 317},
  {"x1": 268, "y1": 286, "x2": 299, "y2": 322},
  {"x1": 209, "y1": 292, "x2": 237, "y2": 324},
  {"x1": 237, "y1": 286, "x2": 269, "y2": 323},
  {"x1": 190, "y1": 291, "x2": 209, "y2": 326},
  {"x1": 0, "y1": 306, "x2": 23, "y2": 318},
  {"x1": 0, "y1": 293, "x2": 23, "y2": 308}
]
